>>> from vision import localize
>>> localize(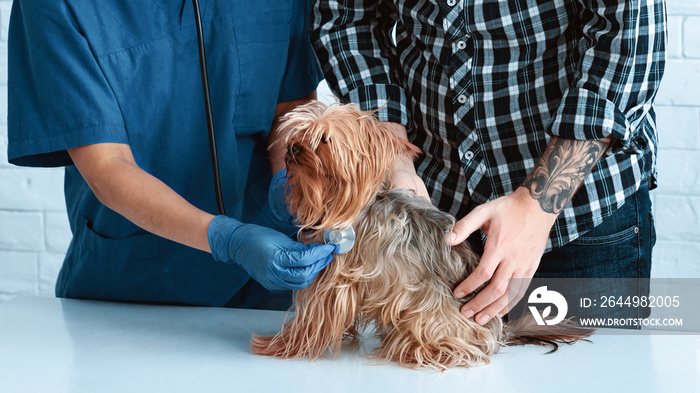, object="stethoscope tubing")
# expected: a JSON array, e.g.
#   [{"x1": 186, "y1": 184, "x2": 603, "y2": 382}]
[{"x1": 192, "y1": 0, "x2": 227, "y2": 215}]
